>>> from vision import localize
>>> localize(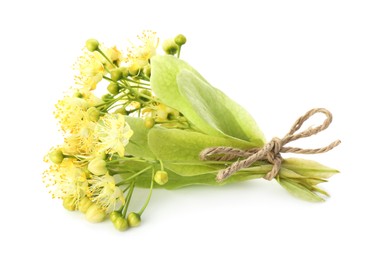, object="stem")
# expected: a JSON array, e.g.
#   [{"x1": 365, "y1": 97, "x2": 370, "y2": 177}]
[
  {"x1": 97, "y1": 48, "x2": 116, "y2": 68},
  {"x1": 116, "y1": 166, "x2": 152, "y2": 185},
  {"x1": 138, "y1": 168, "x2": 155, "y2": 216},
  {"x1": 122, "y1": 180, "x2": 135, "y2": 217},
  {"x1": 177, "y1": 46, "x2": 182, "y2": 58}
]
